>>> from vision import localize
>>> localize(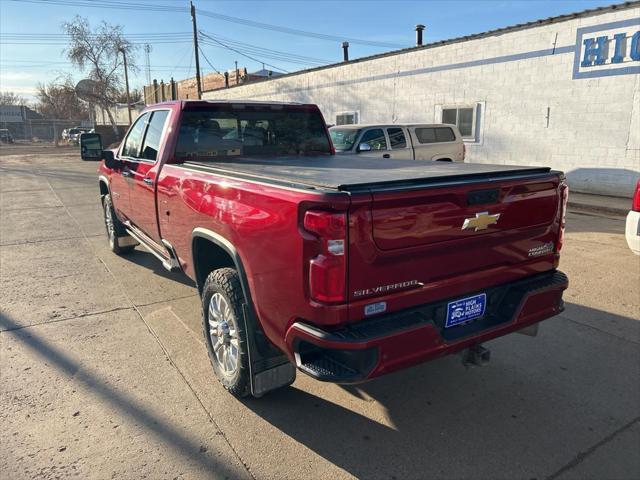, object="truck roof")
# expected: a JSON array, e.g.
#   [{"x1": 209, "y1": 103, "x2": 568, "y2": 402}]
[
  {"x1": 330, "y1": 123, "x2": 458, "y2": 130},
  {"x1": 185, "y1": 156, "x2": 553, "y2": 193},
  {"x1": 146, "y1": 99, "x2": 312, "y2": 109}
]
